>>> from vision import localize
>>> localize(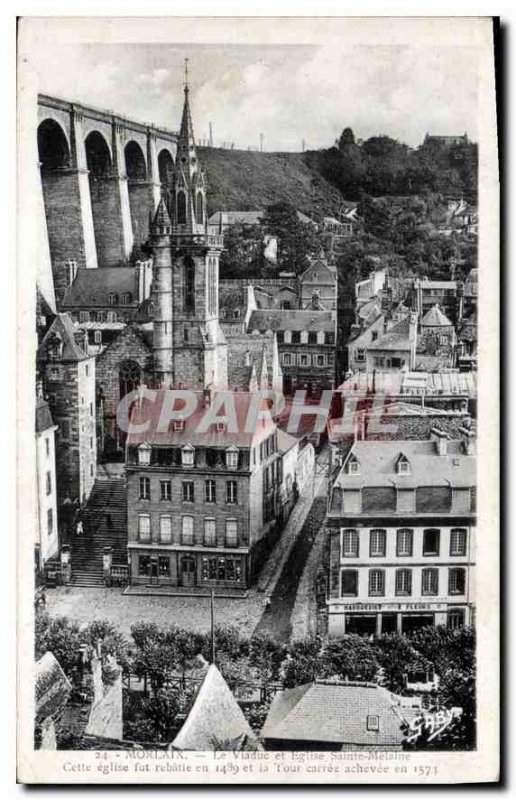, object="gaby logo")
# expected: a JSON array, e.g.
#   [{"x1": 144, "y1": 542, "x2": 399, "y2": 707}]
[{"x1": 405, "y1": 707, "x2": 463, "y2": 744}]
